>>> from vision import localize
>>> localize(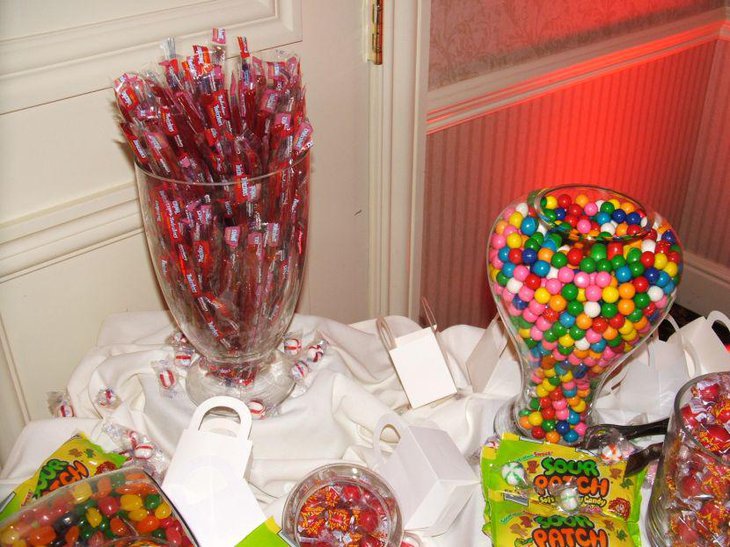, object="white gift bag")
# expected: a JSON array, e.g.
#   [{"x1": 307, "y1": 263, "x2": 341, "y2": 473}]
[
  {"x1": 376, "y1": 314, "x2": 457, "y2": 409},
  {"x1": 161, "y1": 396, "x2": 267, "y2": 546},
  {"x1": 679, "y1": 311, "x2": 730, "y2": 376},
  {"x1": 371, "y1": 412, "x2": 477, "y2": 536}
]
